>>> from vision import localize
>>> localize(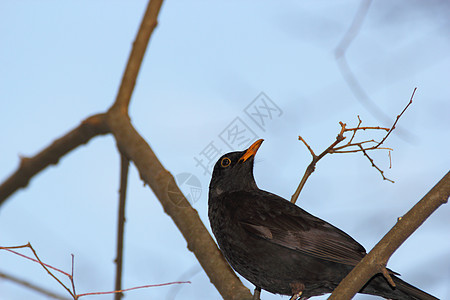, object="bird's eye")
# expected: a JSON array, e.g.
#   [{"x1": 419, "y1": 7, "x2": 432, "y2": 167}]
[{"x1": 220, "y1": 157, "x2": 231, "y2": 168}]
